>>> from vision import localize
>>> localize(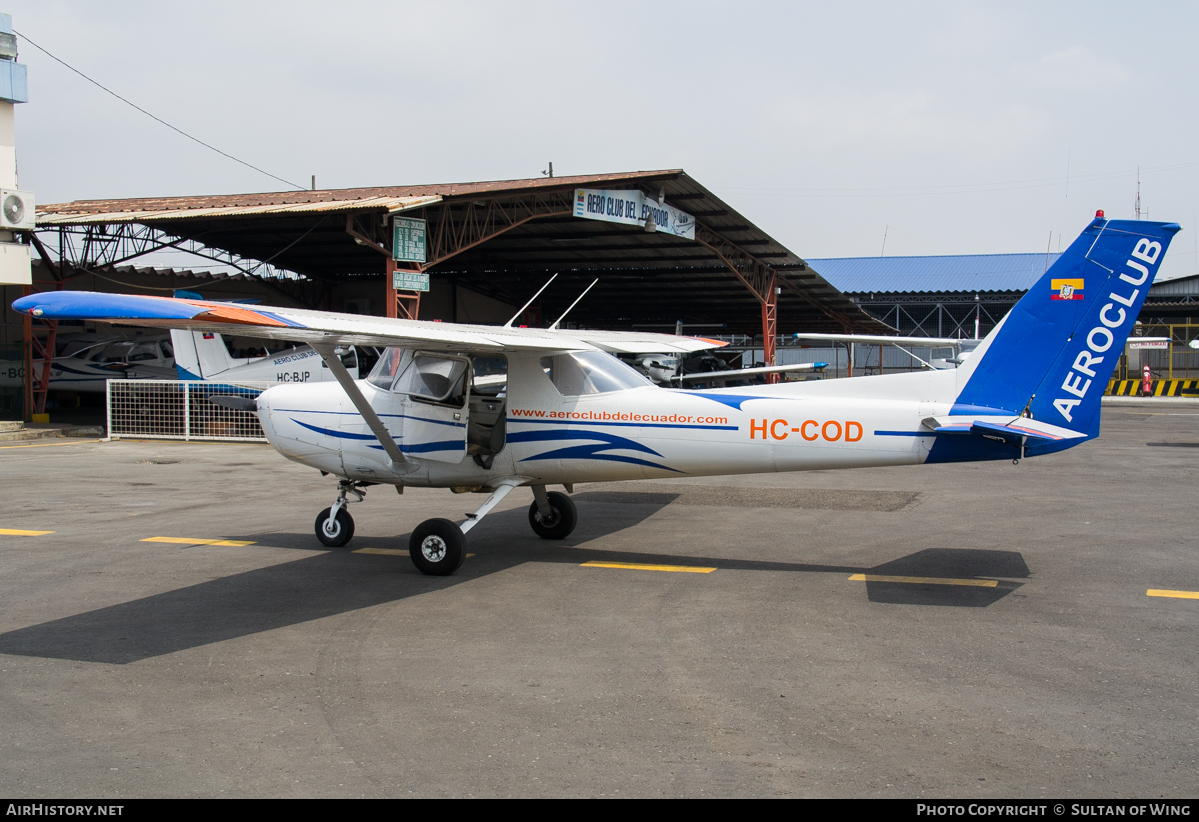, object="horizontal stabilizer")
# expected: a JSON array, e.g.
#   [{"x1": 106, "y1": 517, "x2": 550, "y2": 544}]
[
  {"x1": 968, "y1": 421, "x2": 1059, "y2": 447},
  {"x1": 675, "y1": 362, "x2": 827, "y2": 382},
  {"x1": 793, "y1": 332, "x2": 962, "y2": 347},
  {"x1": 925, "y1": 415, "x2": 1086, "y2": 447},
  {"x1": 207, "y1": 395, "x2": 258, "y2": 412}
]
